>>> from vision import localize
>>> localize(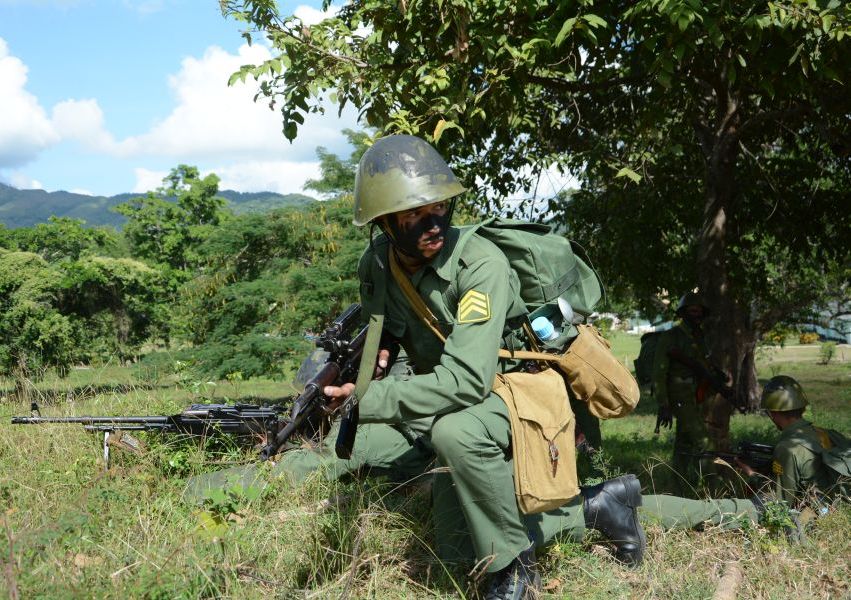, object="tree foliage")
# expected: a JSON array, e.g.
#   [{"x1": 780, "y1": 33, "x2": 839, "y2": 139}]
[
  {"x1": 303, "y1": 128, "x2": 373, "y2": 196},
  {"x1": 114, "y1": 165, "x2": 229, "y2": 271},
  {"x1": 3, "y1": 216, "x2": 119, "y2": 262},
  {"x1": 173, "y1": 198, "x2": 366, "y2": 379},
  {"x1": 0, "y1": 250, "x2": 77, "y2": 396},
  {"x1": 58, "y1": 257, "x2": 169, "y2": 363},
  {"x1": 224, "y1": 0, "x2": 851, "y2": 404}
]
